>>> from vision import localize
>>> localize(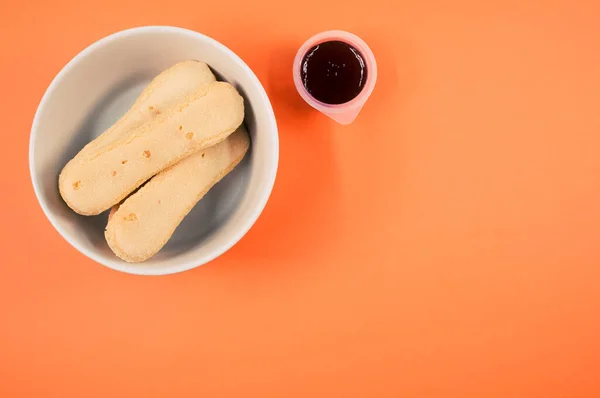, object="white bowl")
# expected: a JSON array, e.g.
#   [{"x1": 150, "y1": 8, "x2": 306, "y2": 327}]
[{"x1": 29, "y1": 26, "x2": 279, "y2": 275}]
